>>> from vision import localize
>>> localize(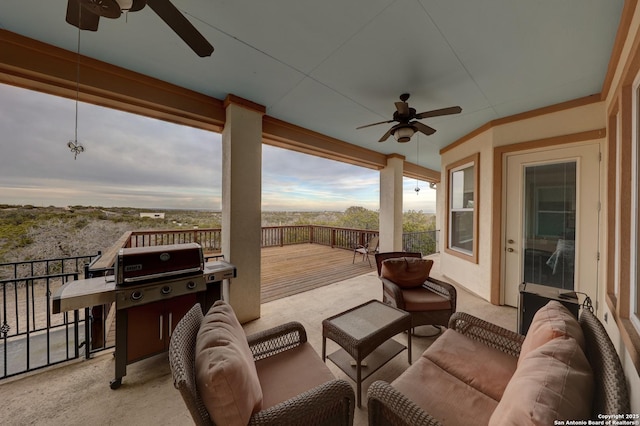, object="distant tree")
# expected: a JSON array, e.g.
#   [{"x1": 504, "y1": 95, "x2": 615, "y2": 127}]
[
  {"x1": 402, "y1": 210, "x2": 436, "y2": 232},
  {"x1": 402, "y1": 210, "x2": 437, "y2": 254},
  {"x1": 339, "y1": 206, "x2": 379, "y2": 230}
]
